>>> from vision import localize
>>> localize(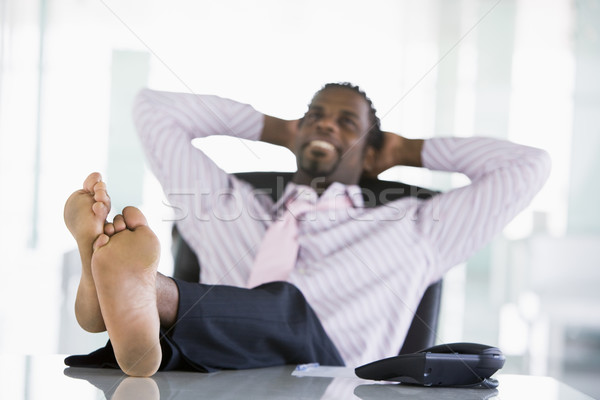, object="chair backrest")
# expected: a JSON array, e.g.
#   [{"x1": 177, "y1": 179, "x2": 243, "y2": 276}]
[{"x1": 171, "y1": 172, "x2": 442, "y2": 355}]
